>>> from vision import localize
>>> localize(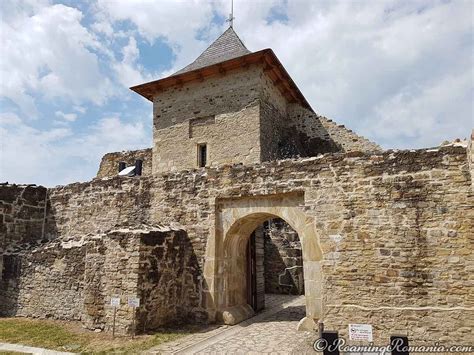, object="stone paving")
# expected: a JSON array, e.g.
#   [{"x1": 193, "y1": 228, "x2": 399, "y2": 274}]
[{"x1": 148, "y1": 294, "x2": 317, "y2": 354}]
